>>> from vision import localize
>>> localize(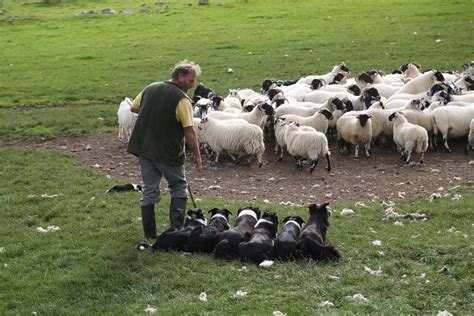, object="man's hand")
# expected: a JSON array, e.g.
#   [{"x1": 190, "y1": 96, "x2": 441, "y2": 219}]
[{"x1": 183, "y1": 126, "x2": 202, "y2": 172}]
